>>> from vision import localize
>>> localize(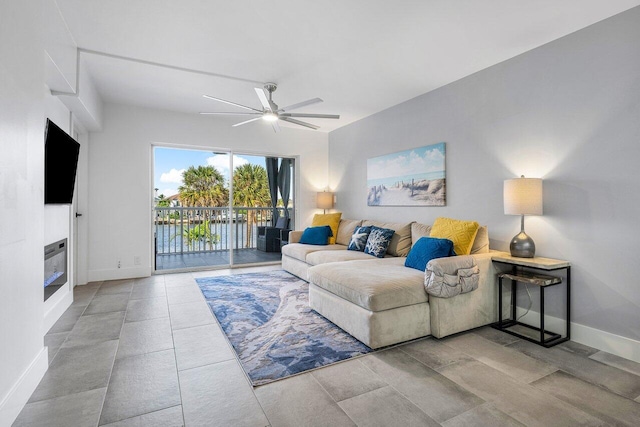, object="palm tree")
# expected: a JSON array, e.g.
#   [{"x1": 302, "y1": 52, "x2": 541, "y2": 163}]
[
  {"x1": 171, "y1": 220, "x2": 220, "y2": 251},
  {"x1": 178, "y1": 166, "x2": 229, "y2": 247},
  {"x1": 233, "y1": 164, "x2": 271, "y2": 246},
  {"x1": 178, "y1": 166, "x2": 228, "y2": 207},
  {"x1": 155, "y1": 194, "x2": 170, "y2": 207}
]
